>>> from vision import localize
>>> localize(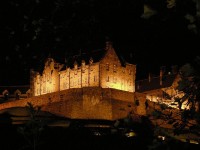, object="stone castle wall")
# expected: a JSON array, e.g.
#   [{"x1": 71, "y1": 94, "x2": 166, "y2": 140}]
[
  {"x1": 100, "y1": 45, "x2": 136, "y2": 92},
  {"x1": 0, "y1": 87, "x2": 144, "y2": 120},
  {"x1": 3, "y1": 42, "x2": 143, "y2": 120},
  {"x1": 59, "y1": 62, "x2": 100, "y2": 91},
  {"x1": 31, "y1": 43, "x2": 136, "y2": 97}
]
